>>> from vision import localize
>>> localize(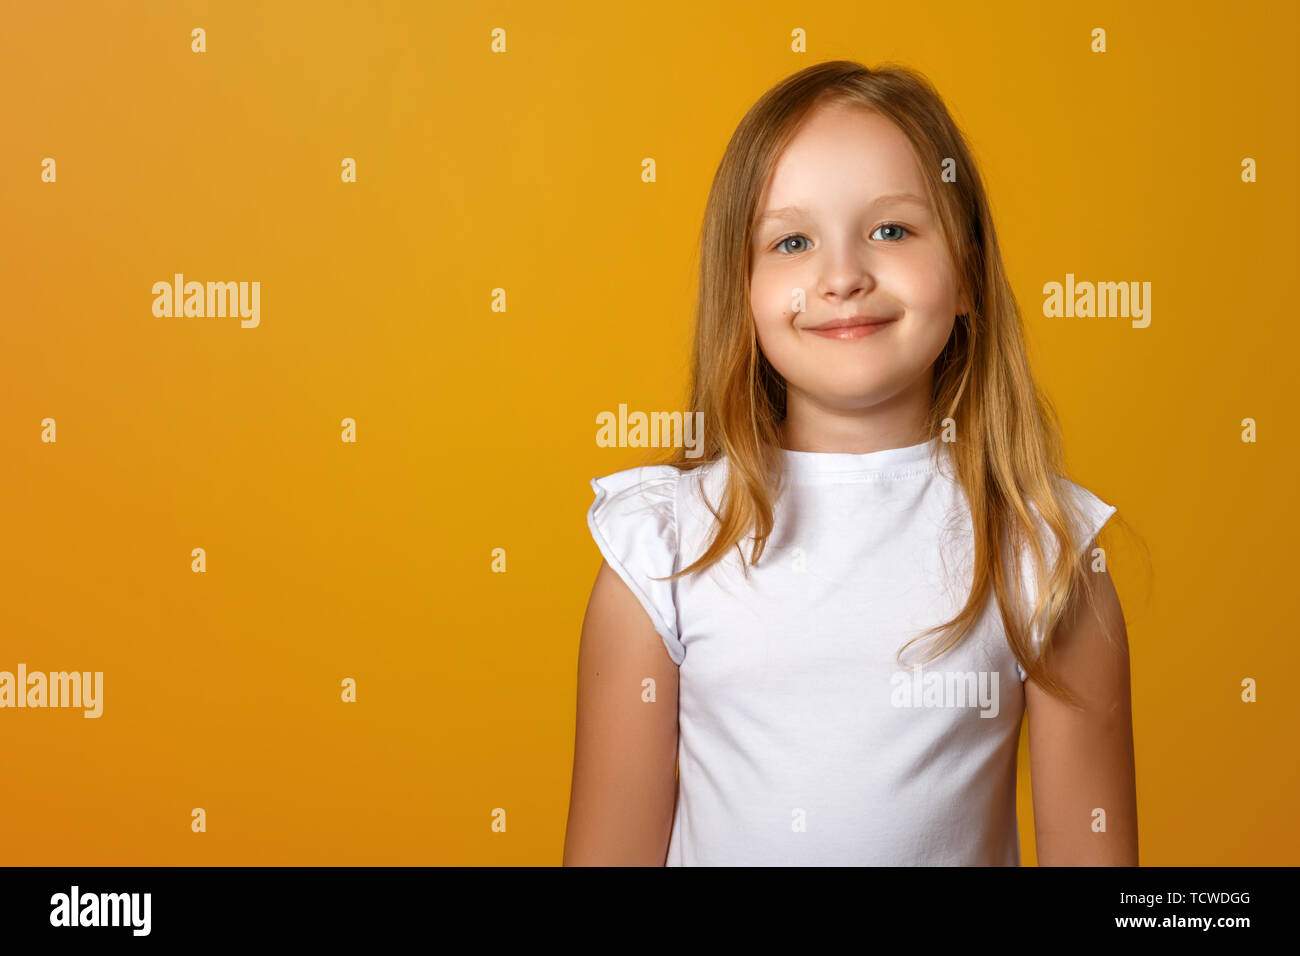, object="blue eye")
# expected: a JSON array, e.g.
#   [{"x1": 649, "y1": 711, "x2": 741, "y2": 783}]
[
  {"x1": 771, "y1": 223, "x2": 910, "y2": 255},
  {"x1": 871, "y1": 222, "x2": 909, "y2": 241},
  {"x1": 775, "y1": 235, "x2": 811, "y2": 254}
]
